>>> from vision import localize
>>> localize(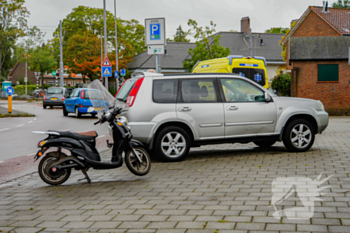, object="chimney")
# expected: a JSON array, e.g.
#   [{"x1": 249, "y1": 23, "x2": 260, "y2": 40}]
[
  {"x1": 322, "y1": 1, "x2": 325, "y2": 12},
  {"x1": 241, "y1": 17, "x2": 250, "y2": 35},
  {"x1": 325, "y1": 1, "x2": 328, "y2": 12}
]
